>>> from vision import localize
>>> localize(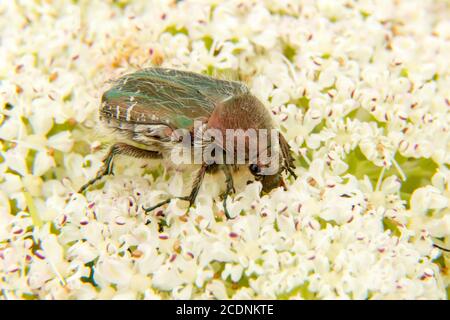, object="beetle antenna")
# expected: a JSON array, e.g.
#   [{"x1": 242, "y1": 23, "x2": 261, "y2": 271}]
[
  {"x1": 286, "y1": 165, "x2": 297, "y2": 179},
  {"x1": 279, "y1": 133, "x2": 297, "y2": 179}
]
